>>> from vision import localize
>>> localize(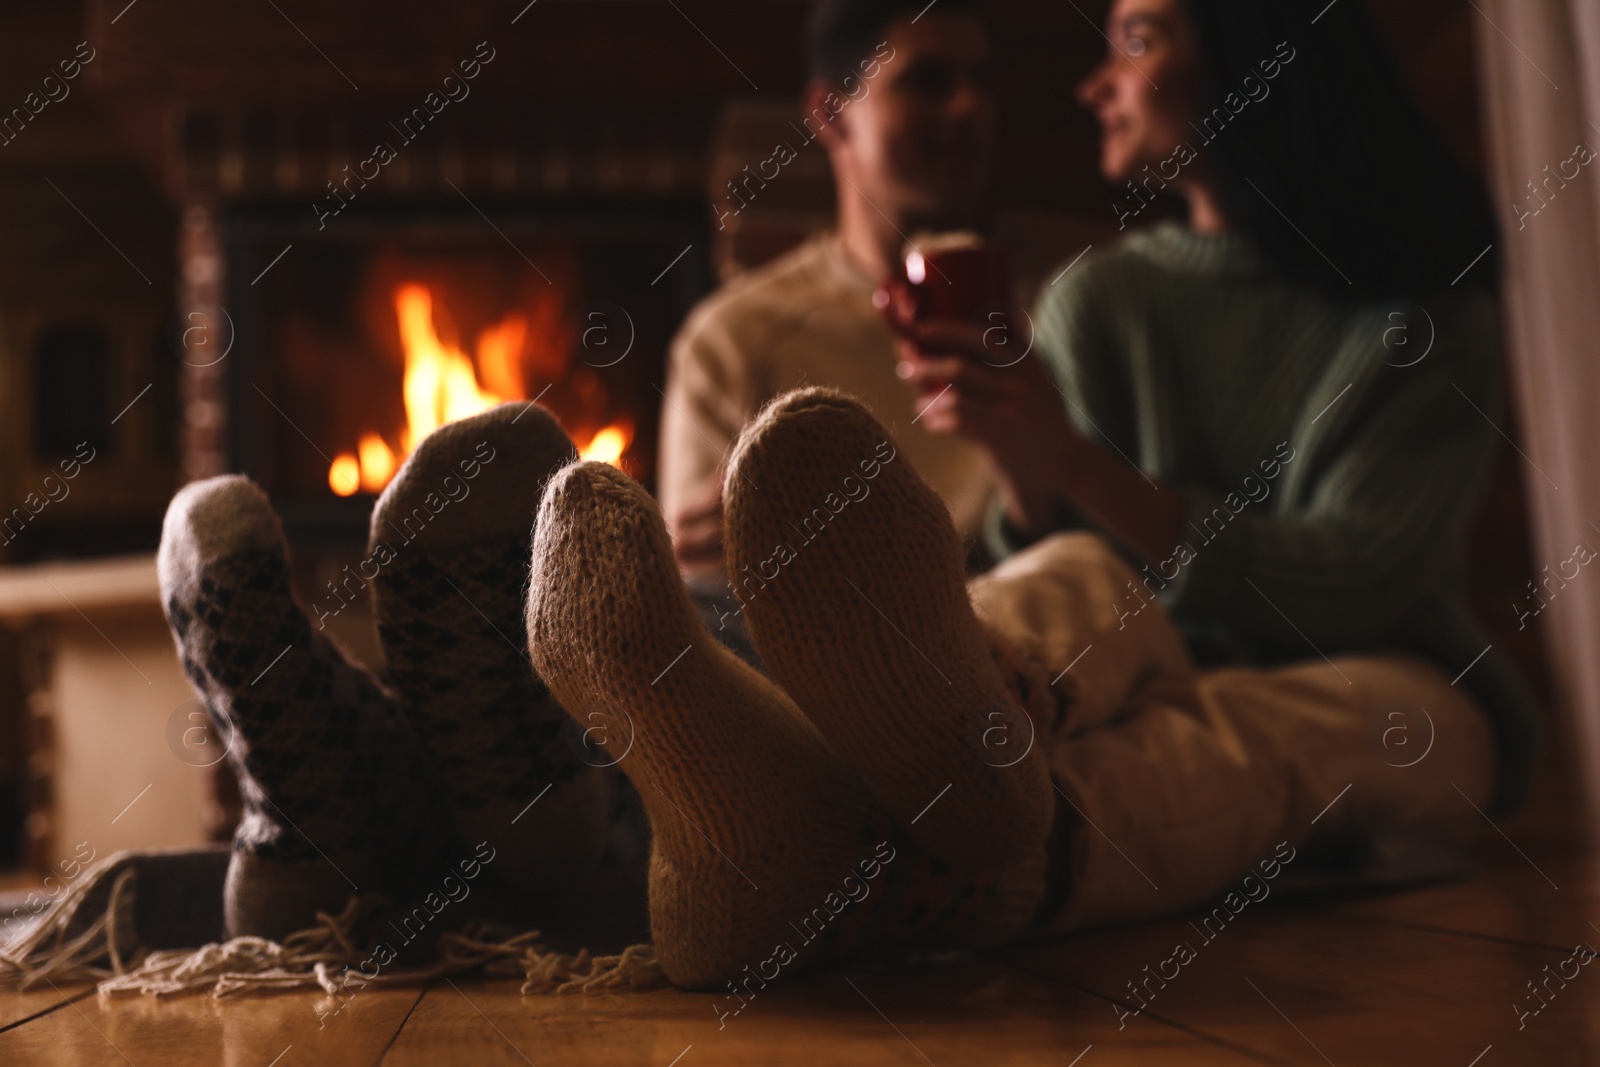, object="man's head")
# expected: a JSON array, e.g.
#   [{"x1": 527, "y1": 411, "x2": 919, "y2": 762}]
[{"x1": 803, "y1": 0, "x2": 996, "y2": 228}]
